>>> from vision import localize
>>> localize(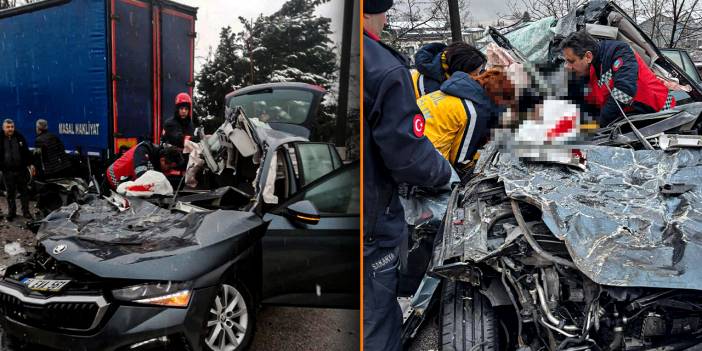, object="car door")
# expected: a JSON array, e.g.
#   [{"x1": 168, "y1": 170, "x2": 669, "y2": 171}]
[{"x1": 260, "y1": 161, "x2": 359, "y2": 309}]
